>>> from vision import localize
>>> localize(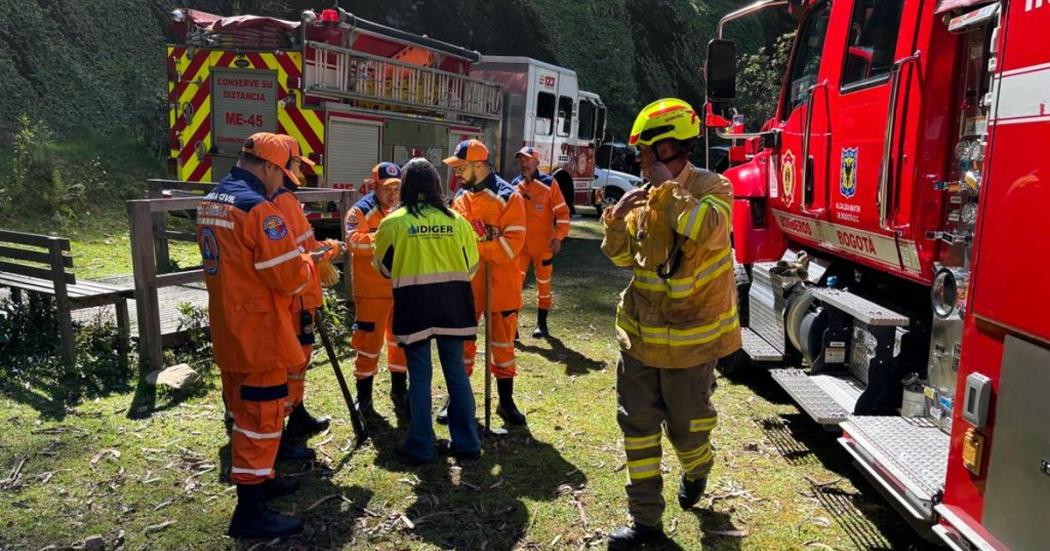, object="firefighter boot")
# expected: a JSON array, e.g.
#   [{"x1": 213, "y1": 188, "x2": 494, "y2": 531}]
[
  {"x1": 228, "y1": 483, "x2": 304, "y2": 539},
  {"x1": 532, "y1": 309, "x2": 550, "y2": 338},
  {"x1": 258, "y1": 475, "x2": 300, "y2": 502},
  {"x1": 607, "y1": 523, "x2": 665, "y2": 549},
  {"x1": 496, "y1": 378, "x2": 527, "y2": 426},
  {"x1": 277, "y1": 433, "x2": 316, "y2": 462},
  {"x1": 390, "y1": 371, "x2": 410, "y2": 419},
  {"x1": 436, "y1": 398, "x2": 450, "y2": 425},
  {"x1": 355, "y1": 376, "x2": 378, "y2": 417},
  {"x1": 286, "y1": 403, "x2": 330, "y2": 439},
  {"x1": 677, "y1": 474, "x2": 708, "y2": 510}
]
